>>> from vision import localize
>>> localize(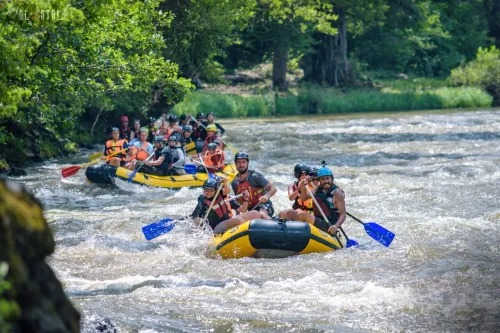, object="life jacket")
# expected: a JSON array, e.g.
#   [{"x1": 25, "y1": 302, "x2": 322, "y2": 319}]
[
  {"x1": 203, "y1": 194, "x2": 233, "y2": 229},
  {"x1": 127, "y1": 146, "x2": 138, "y2": 162},
  {"x1": 235, "y1": 170, "x2": 266, "y2": 210},
  {"x1": 312, "y1": 185, "x2": 342, "y2": 224},
  {"x1": 135, "y1": 141, "x2": 150, "y2": 161},
  {"x1": 147, "y1": 126, "x2": 157, "y2": 142},
  {"x1": 292, "y1": 181, "x2": 314, "y2": 213},
  {"x1": 119, "y1": 127, "x2": 131, "y2": 140},
  {"x1": 105, "y1": 139, "x2": 127, "y2": 161},
  {"x1": 202, "y1": 135, "x2": 224, "y2": 152},
  {"x1": 203, "y1": 149, "x2": 224, "y2": 171}
]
